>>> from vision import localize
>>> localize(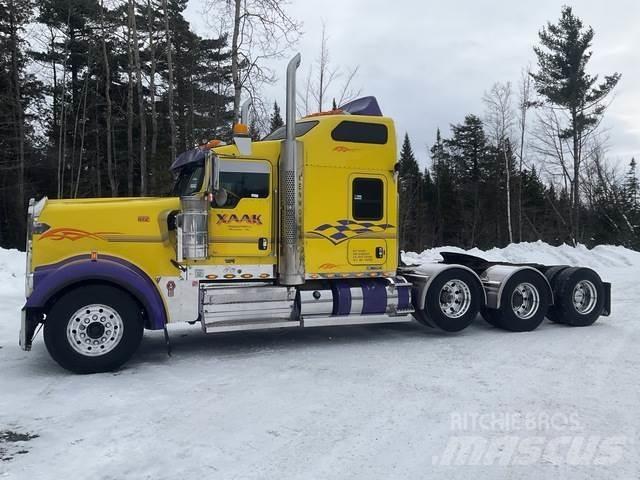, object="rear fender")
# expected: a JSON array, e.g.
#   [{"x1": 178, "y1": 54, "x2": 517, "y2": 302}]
[
  {"x1": 482, "y1": 265, "x2": 553, "y2": 310},
  {"x1": 406, "y1": 263, "x2": 486, "y2": 311},
  {"x1": 24, "y1": 255, "x2": 168, "y2": 330}
]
